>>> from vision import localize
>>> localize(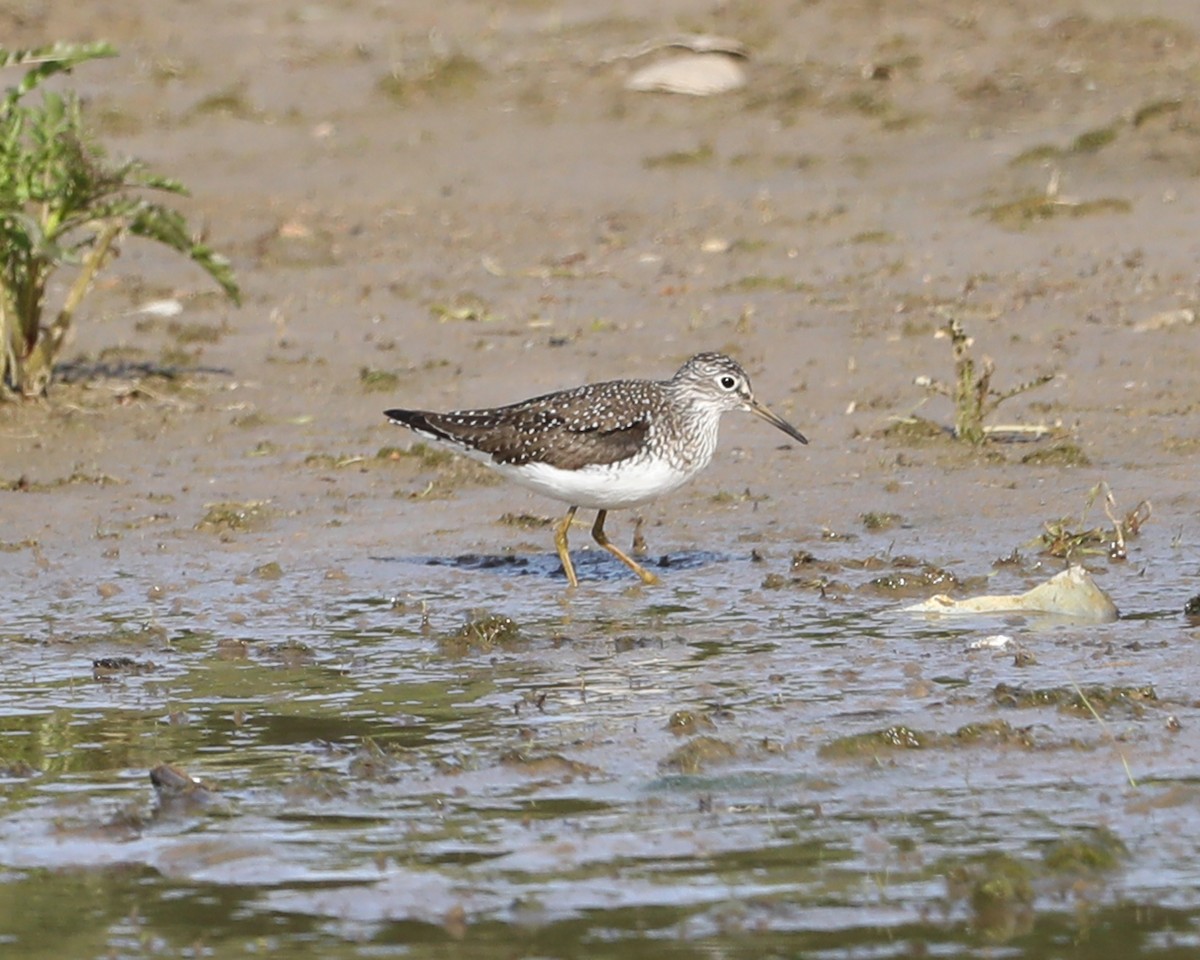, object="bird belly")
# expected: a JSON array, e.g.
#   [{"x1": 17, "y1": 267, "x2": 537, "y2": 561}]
[{"x1": 497, "y1": 456, "x2": 698, "y2": 510}]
